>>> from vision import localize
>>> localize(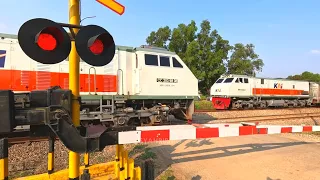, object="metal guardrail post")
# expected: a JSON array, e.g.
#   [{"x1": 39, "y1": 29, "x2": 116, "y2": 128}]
[
  {"x1": 141, "y1": 160, "x2": 154, "y2": 180},
  {"x1": 80, "y1": 169, "x2": 90, "y2": 180},
  {"x1": 0, "y1": 138, "x2": 8, "y2": 180}
]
